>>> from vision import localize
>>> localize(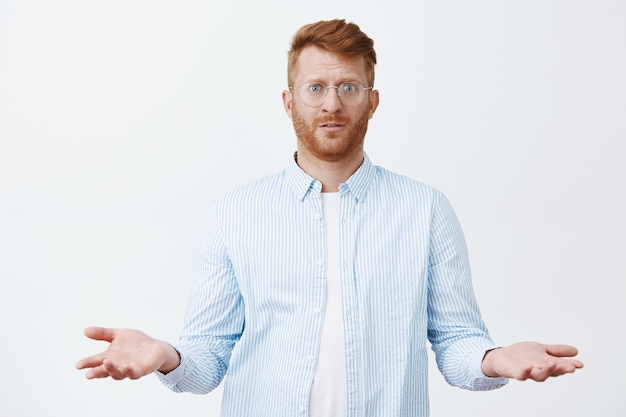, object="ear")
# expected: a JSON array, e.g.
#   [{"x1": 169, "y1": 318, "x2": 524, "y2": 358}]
[
  {"x1": 368, "y1": 89, "x2": 380, "y2": 119},
  {"x1": 282, "y1": 90, "x2": 293, "y2": 119}
]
